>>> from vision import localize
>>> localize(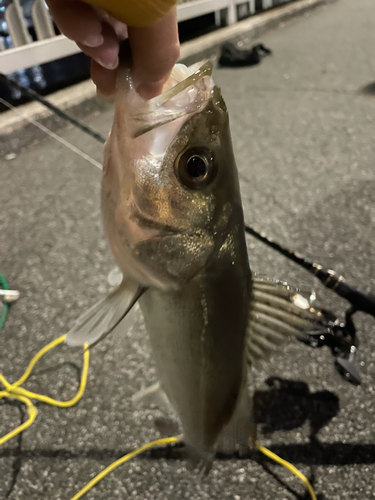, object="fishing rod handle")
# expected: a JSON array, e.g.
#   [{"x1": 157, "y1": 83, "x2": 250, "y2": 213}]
[{"x1": 82, "y1": 0, "x2": 177, "y2": 26}]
